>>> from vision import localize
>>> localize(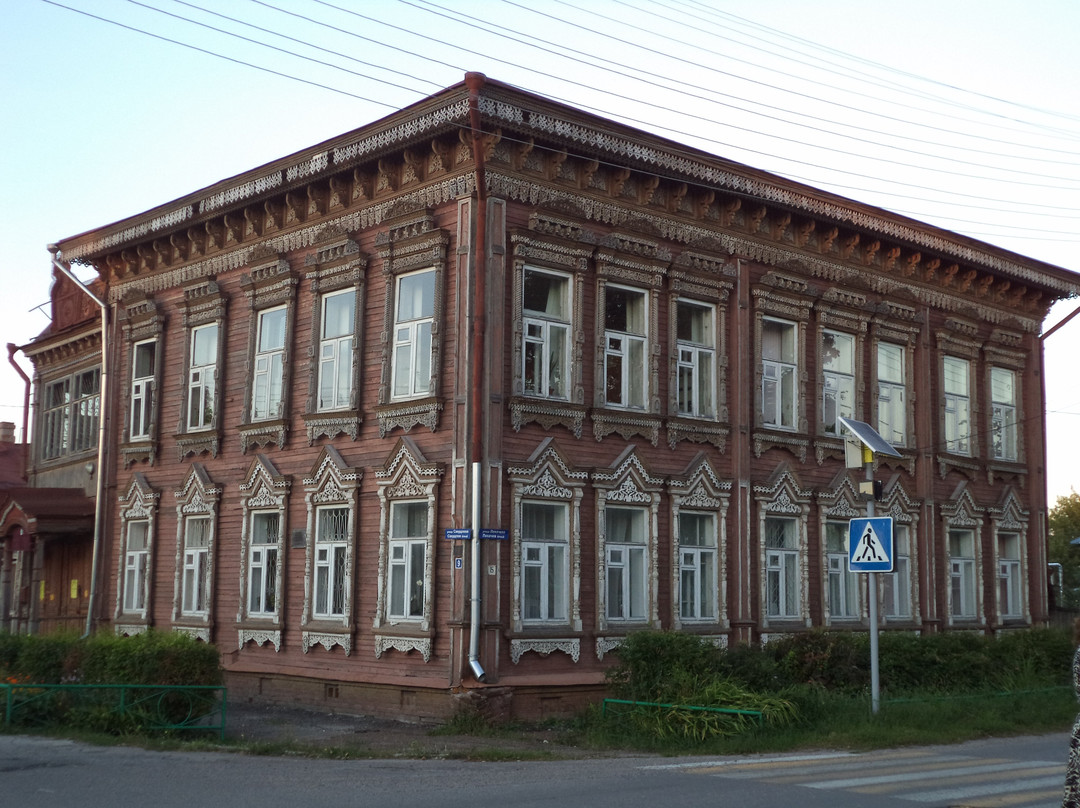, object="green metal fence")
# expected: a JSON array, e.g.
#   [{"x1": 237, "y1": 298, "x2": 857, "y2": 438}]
[
  {"x1": 0, "y1": 683, "x2": 227, "y2": 740},
  {"x1": 601, "y1": 698, "x2": 764, "y2": 724}
]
